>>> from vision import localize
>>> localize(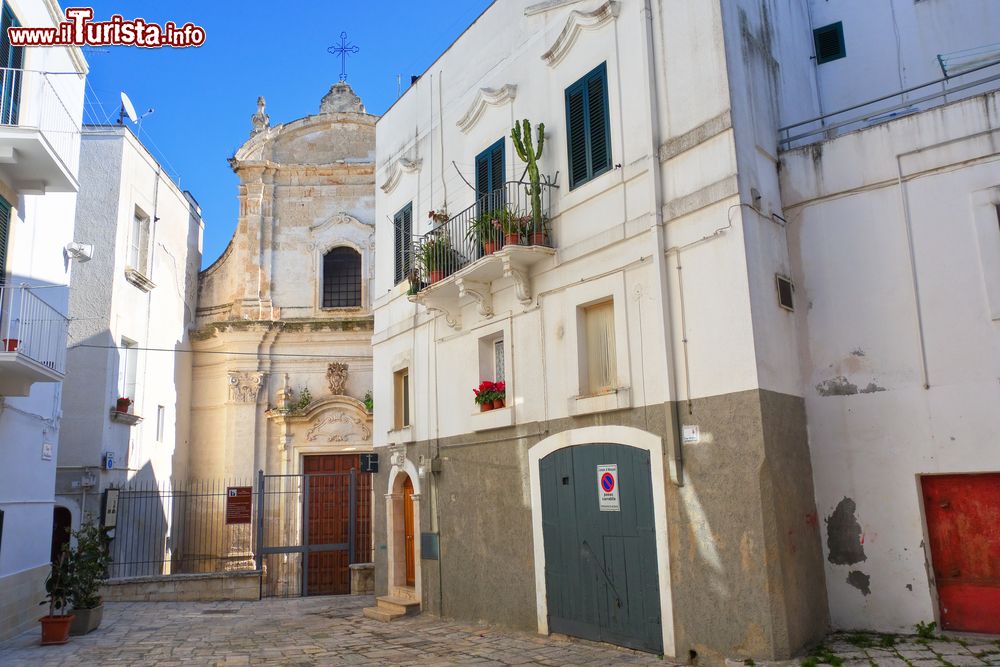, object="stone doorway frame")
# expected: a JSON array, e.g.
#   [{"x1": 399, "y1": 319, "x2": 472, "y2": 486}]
[{"x1": 386, "y1": 454, "x2": 422, "y2": 601}]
